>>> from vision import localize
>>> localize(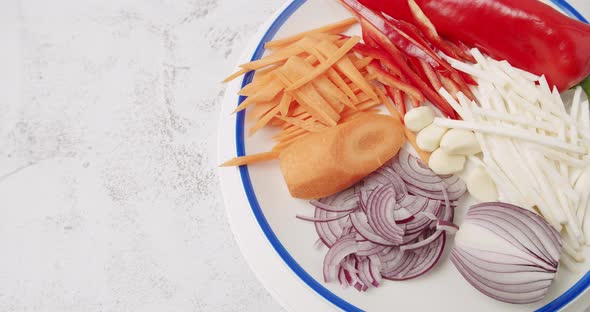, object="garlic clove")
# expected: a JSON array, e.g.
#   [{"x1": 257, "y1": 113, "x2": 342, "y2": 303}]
[
  {"x1": 429, "y1": 148, "x2": 466, "y2": 175},
  {"x1": 416, "y1": 124, "x2": 447, "y2": 152},
  {"x1": 440, "y1": 129, "x2": 482, "y2": 156},
  {"x1": 465, "y1": 166, "x2": 499, "y2": 202},
  {"x1": 404, "y1": 106, "x2": 435, "y2": 132}
]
